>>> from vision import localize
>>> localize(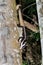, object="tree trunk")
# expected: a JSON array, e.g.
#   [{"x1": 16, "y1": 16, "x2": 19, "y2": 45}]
[
  {"x1": 36, "y1": 0, "x2": 43, "y2": 65},
  {"x1": 0, "y1": 0, "x2": 22, "y2": 65}
]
